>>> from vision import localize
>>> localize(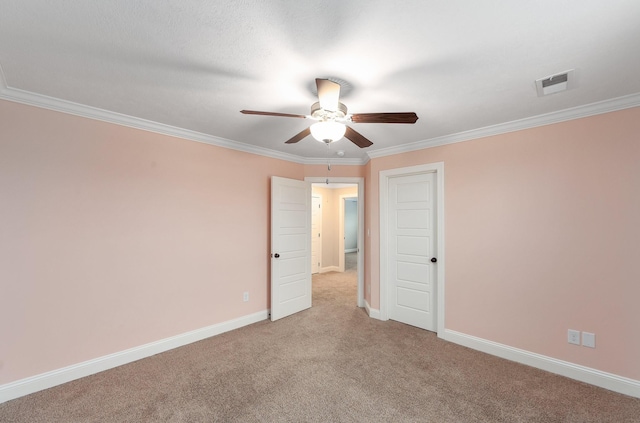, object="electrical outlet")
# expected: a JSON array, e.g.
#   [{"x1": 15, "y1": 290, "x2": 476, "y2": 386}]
[
  {"x1": 568, "y1": 329, "x2": 580, "y2": 345},
  {"x1": 243, "y1": 292, "x2": 249, "y2": 302},
  {"x1": 582, "y1": 332, "x2": 595, "y2": 348}
]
